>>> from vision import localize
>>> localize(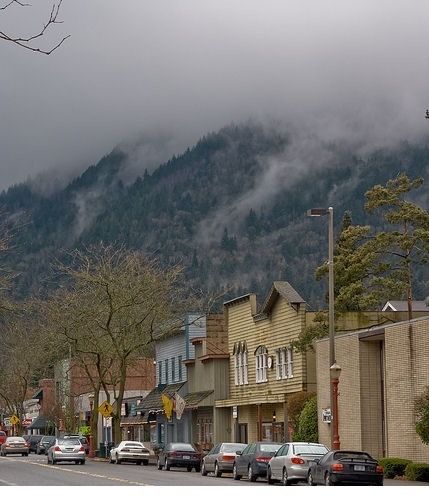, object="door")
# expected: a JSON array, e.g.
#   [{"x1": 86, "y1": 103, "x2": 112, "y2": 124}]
[
  {"x1": 238, "y1": 423, "x2": 248, "y2": 444},
  {"x1": 271, "y1": 444, "x2": 288, "y2": 480},
  {"x1": 206, "y1": 443, "x2": 220, "y2": 471}
]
